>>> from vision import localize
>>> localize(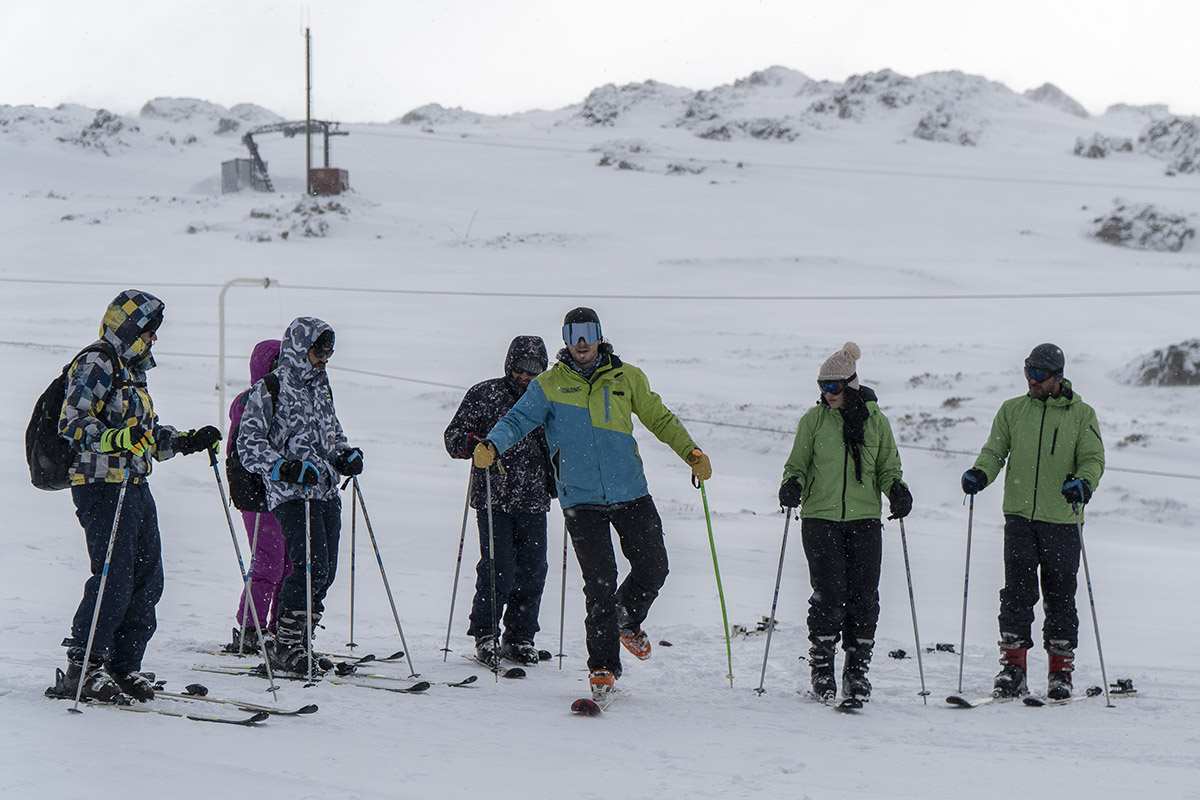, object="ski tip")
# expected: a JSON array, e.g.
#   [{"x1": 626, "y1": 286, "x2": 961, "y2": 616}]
[
  {"x1": 247, "y1": 711, "x2": 271, "y2": 723},
  {"x1": 410, "y1": 681, "x2": 432, "y2": 692},
  {"x1": 837, "y1": 698, "x2": 863, "y2": 712},
  {"x1": 460, "y1": 675, "x2": 479, "y2": 685},
  {"x1": 1022, "y1": 696, "x2": 1046, "y2": 707},
  {"x1": 503, "y1": 667, "x2": 526, "y2": 679},
  {"x1": 183, "y1": 683, "x2": 209, "y2": 697},
  {"x1": 298, "y1": 704, "x2": 320, "y2": 714},
  {"x1": 945, "y1": 695, "x2": 972, "y2": 707},
  {"x1": 571, "y1": 698, "x2": 602, "y2": 716}
]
